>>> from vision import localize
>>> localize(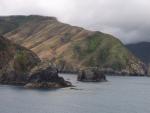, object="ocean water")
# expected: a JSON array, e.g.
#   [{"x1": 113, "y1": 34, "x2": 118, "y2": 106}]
[{"x1": 0, "y1": 74, "x2": 150, "y2": 113}]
